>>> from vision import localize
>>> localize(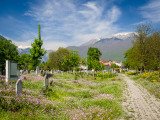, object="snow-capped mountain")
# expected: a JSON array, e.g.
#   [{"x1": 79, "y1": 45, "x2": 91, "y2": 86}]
[
  {"x1": 110, "y1": 32, "x2": 134, "y2": 40},
  {"x1": 67, "y1": 32, "x2": 134, "y2": 62},
  {"x1": 81, "y1": 38, "x2": 101, "y2": 46},
  {"x1": 18, "y1": 47, "x2": 53, "y2": 62}
]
